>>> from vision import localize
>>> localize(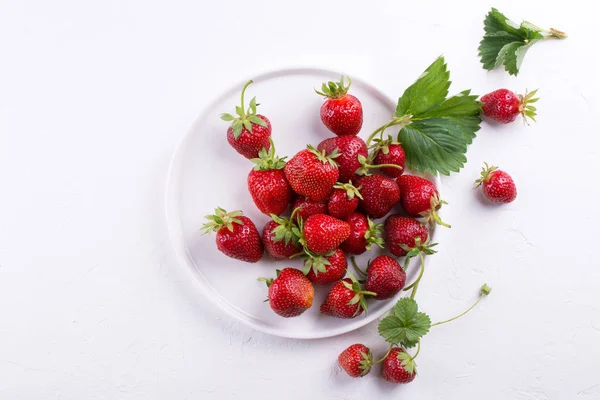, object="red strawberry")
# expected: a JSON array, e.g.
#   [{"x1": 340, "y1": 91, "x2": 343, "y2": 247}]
[
  {"x1": 248, "y1": 142, "x2": 292, "y2": 216},
  {"x1": 340, "y1": 212, "x2": 384, "y2": 255},
  {"x1": 221, "y1": 80, "x2": 272, "y2": 159},
  {"x1": 202, "y1": 208, "x2": 263, "y2": 263},
  {"x1": 284, "y1": 145, "x2": 339, "y2": 201},
  {"x1": 304, "y1": 248, "x2": 347, "y2": 285},
  {"x1": 356, "y1": 175, "x2": 401, "y2": 219},
  {"x1": 320, "y1": 275, "x2": 375, "y2": 318},
  {"x1": 302, "y1": 214, "x2": 350, "y2": 255},
  {"x1": 316, "y1": 76, "x2": 363, "y2": 136},
  {"x1": 475, "y1": 162, "x2": 517, "y2": 203},
  {"x1": 260, "y1": 268, "x2": 314, "y2": 318},
  {"x1": 397, "y1": 175, "x2": 450, "y2": 228},
  {"x1": 317, "y1": 136, "x2": 368, "y2": 183},
  {"x1": 372, "y1": 137, "x2": 406, "y2": 178},
  {"x1": 292, "y1": 196, "x2": 327, "y2": 222},
  {"x1": 481, "y1": 88, "x2": 538, "y2": 124},
  {"x1": 327, "y1": 181, "x2": 362, "y2": 219},
  {"x1": 338, "y1": 344, "x2": 373, "y2": 377},
  {"x1": 262, "y1": 214, "x2": 302, "y2": 259},
  {"x1": 363, "y1": 255, "x2": 406, "y2": 299},
  {"x1": 381, "y1": 348, "x2": 417, "y2": 384},
  {"x1": 383, "y1": 215, "x2": 433, "y2": 258}
]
